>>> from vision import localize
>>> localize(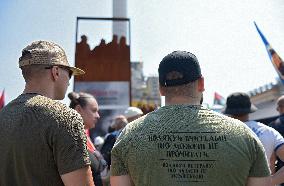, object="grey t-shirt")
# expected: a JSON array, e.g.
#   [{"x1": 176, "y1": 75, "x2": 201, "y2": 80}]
[
  {"x1": 0, "y1": 94, "x2": 90, "y2": 186},
  {"x1": 111, "y1": 105, "x2": 270, "y2": 186}
]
